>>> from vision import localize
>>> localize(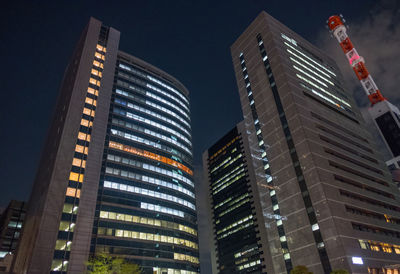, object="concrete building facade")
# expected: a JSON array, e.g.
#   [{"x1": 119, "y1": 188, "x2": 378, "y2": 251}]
[{"x1": 231, "y1": 11, "x2": 400, "y2": 274}]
